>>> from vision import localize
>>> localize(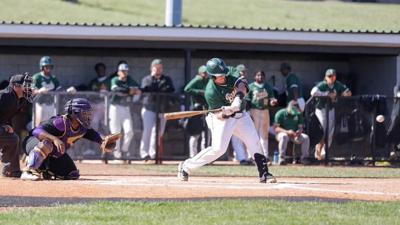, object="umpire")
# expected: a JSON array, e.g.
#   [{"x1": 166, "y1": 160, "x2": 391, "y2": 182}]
[{"x1": 0, "y1": 73, "x2": 33, "y2": 178}]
